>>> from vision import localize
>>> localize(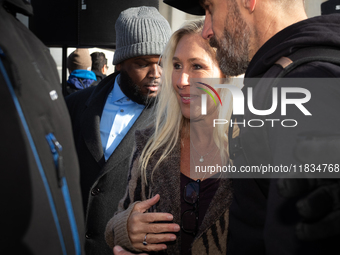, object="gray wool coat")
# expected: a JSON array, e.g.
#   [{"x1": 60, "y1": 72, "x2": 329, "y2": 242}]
[{"x1": 105, "y1": 128, "x2": 233, "y2": 254}]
